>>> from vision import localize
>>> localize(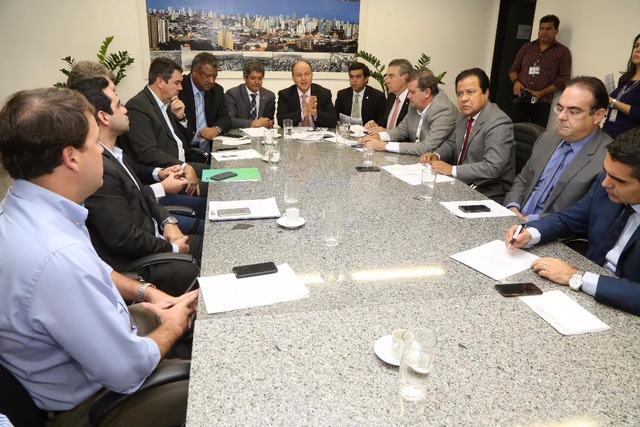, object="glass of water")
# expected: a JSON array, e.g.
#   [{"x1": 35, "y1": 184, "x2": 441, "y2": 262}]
[
  {"x1": 398, "y1": 328, "x2": 437, "y2": 401},
  {"x1": 363, "y1": 141, "x2": 374, "y2": 167},
  {"x1": 337, "y1": 122, "x2": 350, "y2": 144},
  {"x1": 420, "y1": 167, "x2": 437, "y2": 201}
]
